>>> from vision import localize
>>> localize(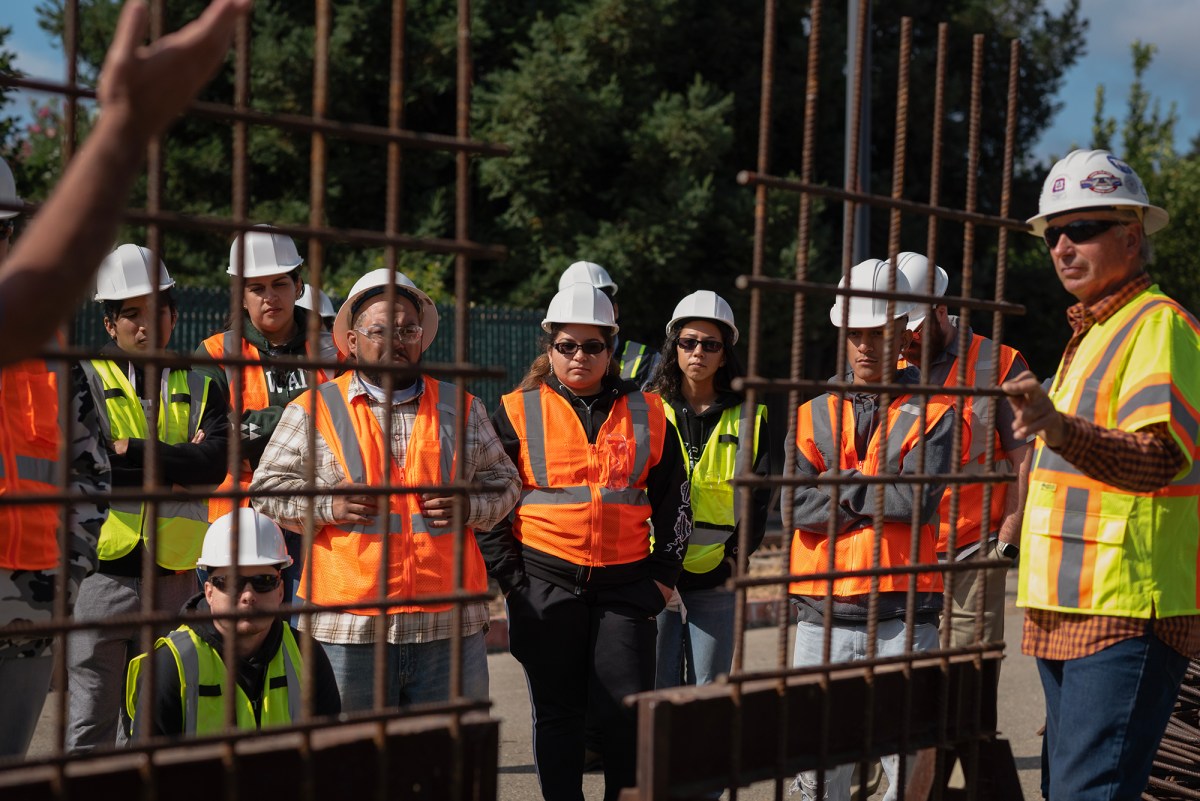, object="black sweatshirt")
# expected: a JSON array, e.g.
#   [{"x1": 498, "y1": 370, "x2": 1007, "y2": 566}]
[
  {"x1": 667, "y1": 391, "x2": 772, "y2": 592},
  {"x1": 477, "y1": 374, "x2": 692, "y2": 595},
  {"x1": 136, "y1": 593, "x2": 341, "y2": 736}
]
